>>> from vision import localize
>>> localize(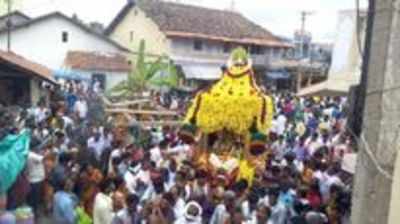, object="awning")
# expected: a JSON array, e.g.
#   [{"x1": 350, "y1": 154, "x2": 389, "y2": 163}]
[
  {"x1": 0, "y1": 50, "x2": 56, "y2": 84},
  {"x1": 266, "y1": 70, "x2": 290, "y2": 79},
  {"x1": 180, "y1": 63, "x2": 222, "y2": 80},
  {"x1": 297, "y1": 74, "x2": 360, "y2": 97}
]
